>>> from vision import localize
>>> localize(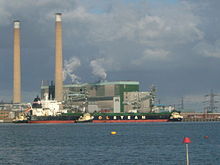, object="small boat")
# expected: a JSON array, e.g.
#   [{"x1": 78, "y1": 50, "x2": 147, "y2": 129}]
[
  {"x1": 13, "y1": 113, "x2": 28, "y2": 123},
  {"x1": 168, "y1": 112, "x2": 183, "y2": 121},
  {"x1": 76, "y1": 113, "x2": 94, "y2": 123}
]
